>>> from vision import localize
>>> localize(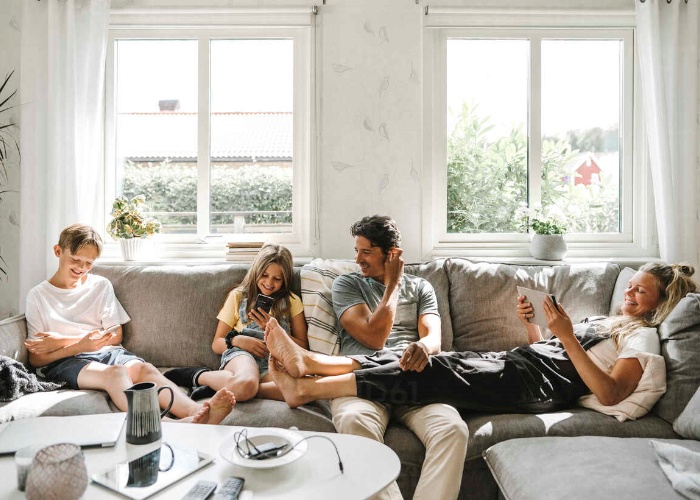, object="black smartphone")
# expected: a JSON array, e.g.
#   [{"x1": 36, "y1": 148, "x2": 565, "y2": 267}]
[
  {"x1": 254, "y1": 294, "x2": 274, "y2": 313},
  {"x1": 245, "y1": 442, "x2": 290, "y2": 460},
  {"x1": 549, "y1": 294, "x2": 558, "y2": 309}
]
